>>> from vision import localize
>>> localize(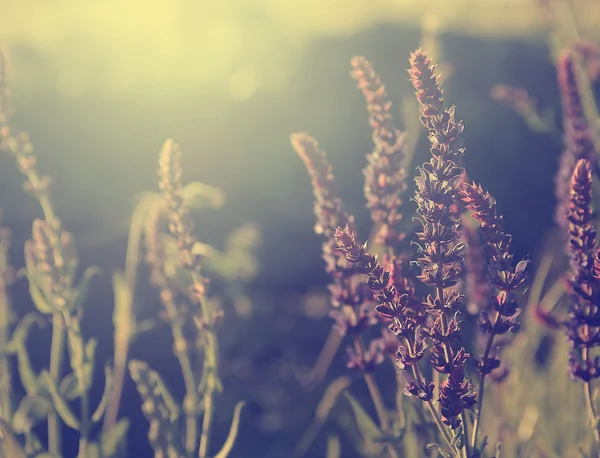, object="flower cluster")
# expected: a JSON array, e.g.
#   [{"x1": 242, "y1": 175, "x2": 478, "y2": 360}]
[
  {"x1": 554, "y1": 51, "x2": 599, "y2": 230},
  {"x1": 334, "y1": 225, "x2": 433, "y2": 400},
  {"x1": 565, "y1": 159, "x2": 600, "y2": 381},
  {"x1": 351, "y1": 56, "x2": 409, "y2": 247},
  {"x1": 461, "y1": 183, "x2": 528, "y2": 375},
  {"x1": 408, "y1": 49, "x2": 475, "y2": 429},
  {"x1": 291, "y1": 132, "x2": 378, "y2": 371}
]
